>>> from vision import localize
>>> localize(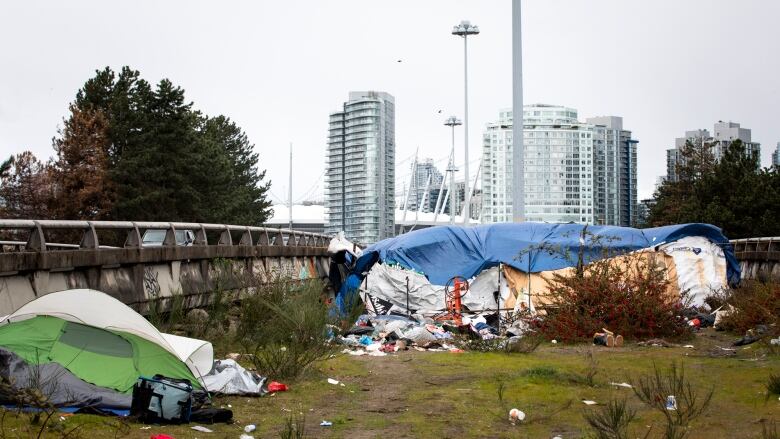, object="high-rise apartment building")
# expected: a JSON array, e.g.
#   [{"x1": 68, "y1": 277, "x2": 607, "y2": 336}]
[
  {"x1": 587, "y1": 116, "x2": 638, "y2": 227},
  {"x1": 407, "y1": 158, "x2": 444, "y2": 213},
  {"x1": 325, "y1": 91, "x2": 395, "y2": 244},
  {"x1": 666, "y1": 121, "x2": 761, "y2": 181},
  {"x1": 772, "y1": 142, "x2": 779, "y2": 167},
  {"x1": 483, "y1": 105, "x2": 591, "y2": 224},
  {"x1": 481, "y1": 105, "x2": 637, "y2": 225}
]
